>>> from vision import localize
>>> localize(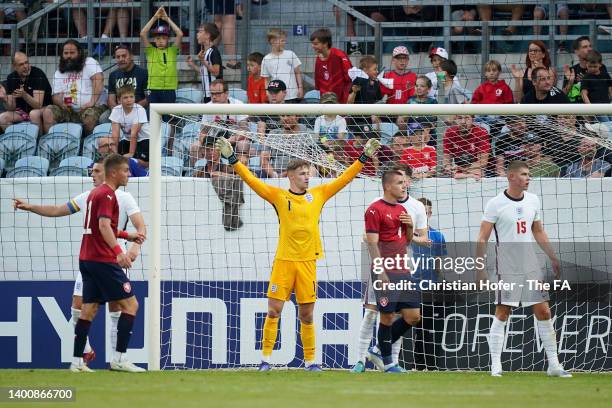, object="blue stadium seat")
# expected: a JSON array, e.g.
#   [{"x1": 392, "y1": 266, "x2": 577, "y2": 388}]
[
  {"x1": 92, "y1": 122, "x2": 112, "y2": 135},
  {"x1": 6, "y1": 156, "x2": 49, "y2": 178},
  {"x1": 176, "y1": 87, "x2": 203, "y2": 104},
  {"x1": 48, "y1": 123, "x2": 83, "y2": 140},
  {"x1": 37, "y1": 125, "x2": 82, "y2": 170},
  {"x1": 304, "y1": 90, "x2": 320, "y2": 100},
  {"x1": 379, "y1": 122, "x2": 399, "y2": 145},
  {"x1": 181, "y1": 122, "x2": 201, "y2": 140},
  {"x1": 4, "y1": 122, "x2": 39, "y2": 140},
  {"x1": 229, "y1": 88, "x2": 248, "y2": 103},
  {"x1": 161, "y1": 156, "x2": 183, "y2": 176},
  {"x1": 50, "y1": 156, "x2": 93, "y2": 176},
  {"x1": 0, "y1": 131, "x2": 37, "y2": 170}
]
